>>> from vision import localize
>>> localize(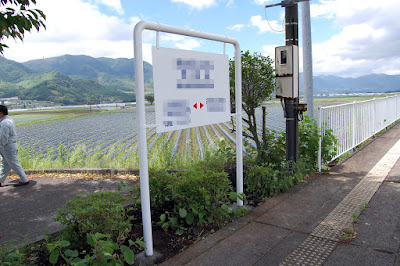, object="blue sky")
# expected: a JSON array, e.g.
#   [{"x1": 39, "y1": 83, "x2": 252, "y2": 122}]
[{"x1": 2, "y1": 0, "x2": 400, "y2": 77}]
